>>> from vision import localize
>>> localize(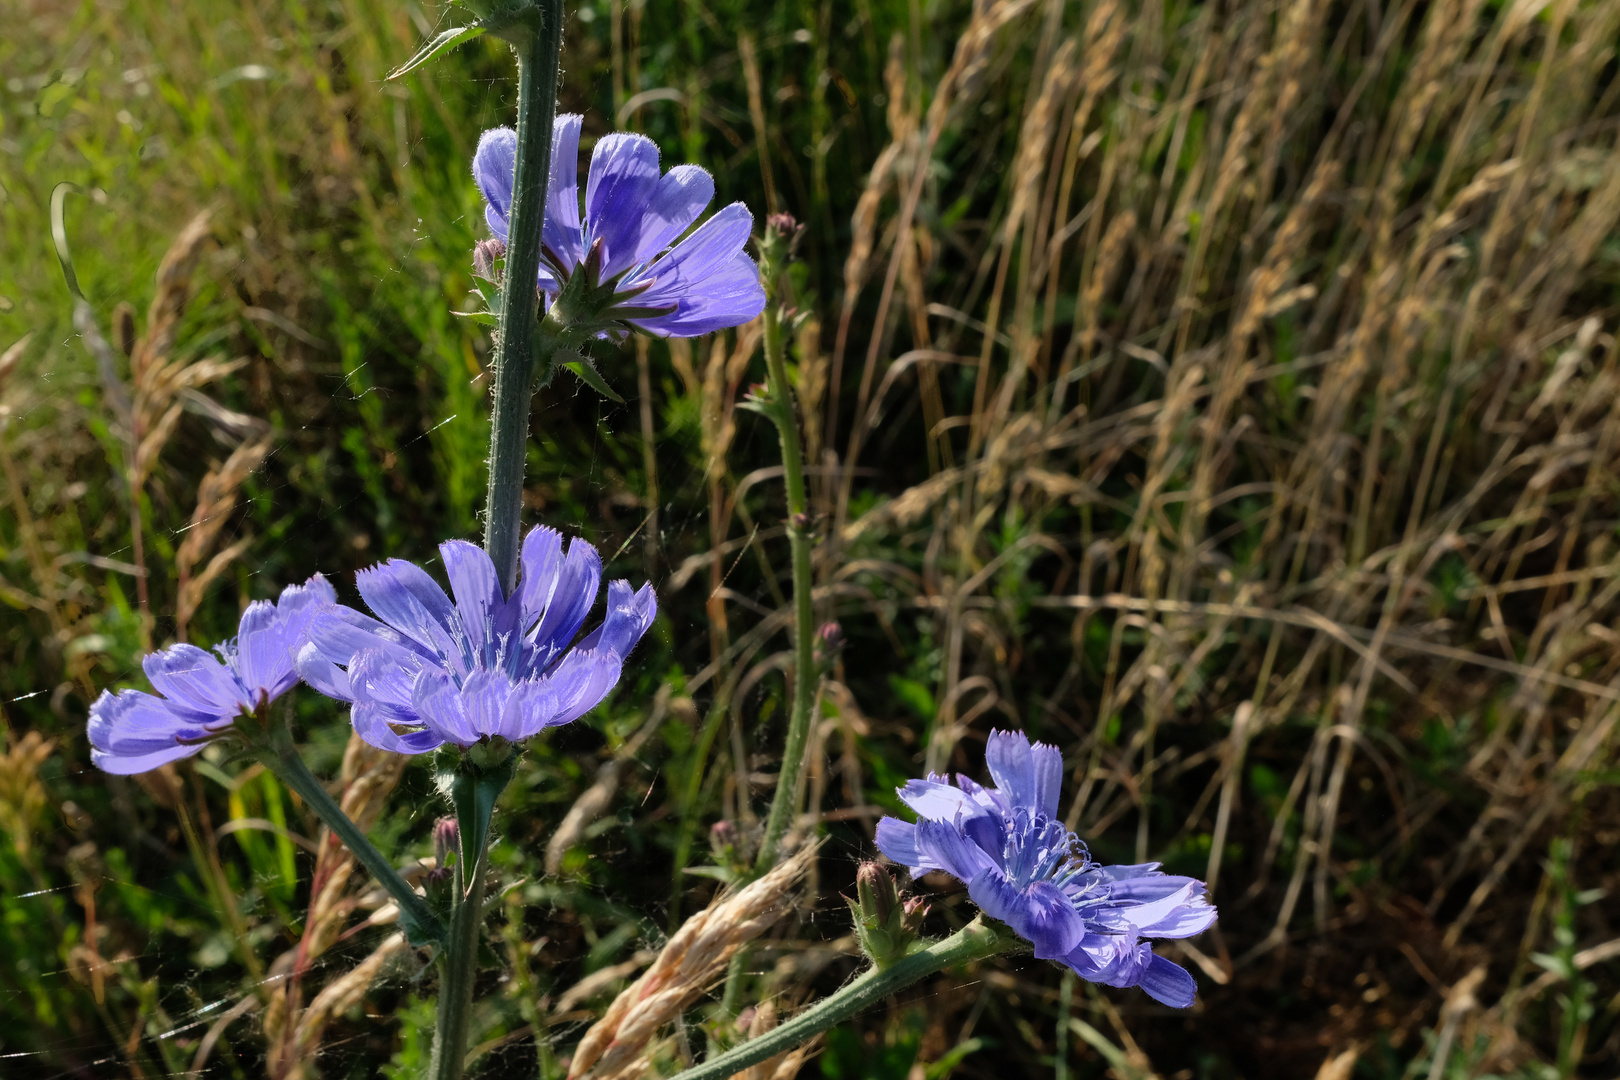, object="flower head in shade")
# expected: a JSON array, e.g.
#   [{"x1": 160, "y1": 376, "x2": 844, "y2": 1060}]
[
  {"x1": 874, "y1": 729, "x2": 1217, "y2": 1007},
  {"x1": 87, "y1": 576, "x2": 337, "y2": 775},
  {"x1": 297, "y1": 526, "x2": 657, "y2": 755},
  {"x1": 473, "y1": 115, "x2": 766, "y2": 338}
]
